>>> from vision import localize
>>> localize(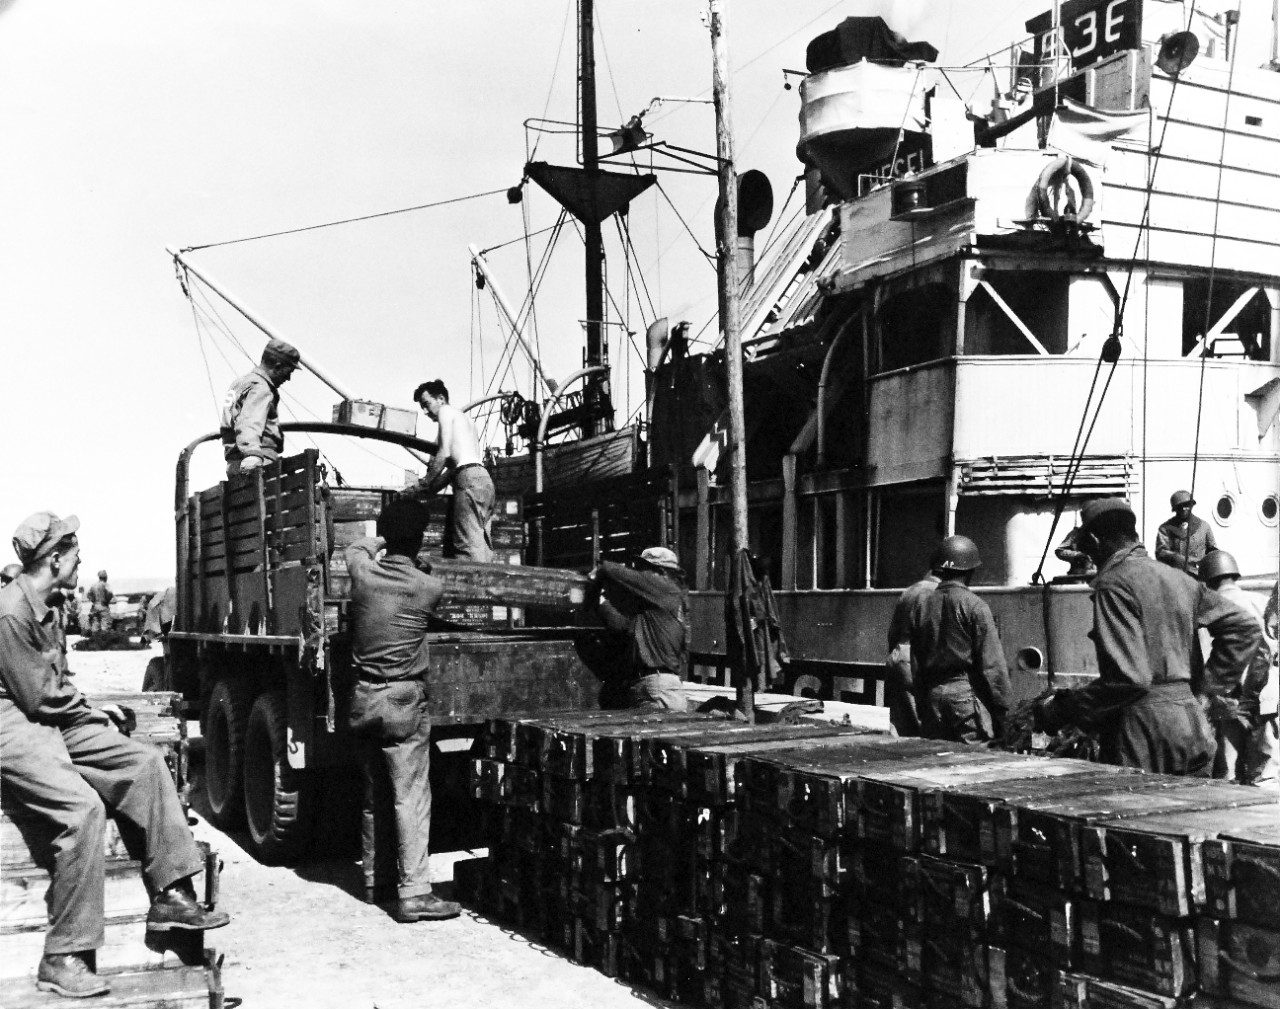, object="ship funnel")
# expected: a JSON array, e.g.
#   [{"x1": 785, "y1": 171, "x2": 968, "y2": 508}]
[
  {"x1": 715, "y1": 170, "x2": 774, "y2": 287},
  {"x1": 796, "y1": 17, "x2": 937, "y2": 201}
]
